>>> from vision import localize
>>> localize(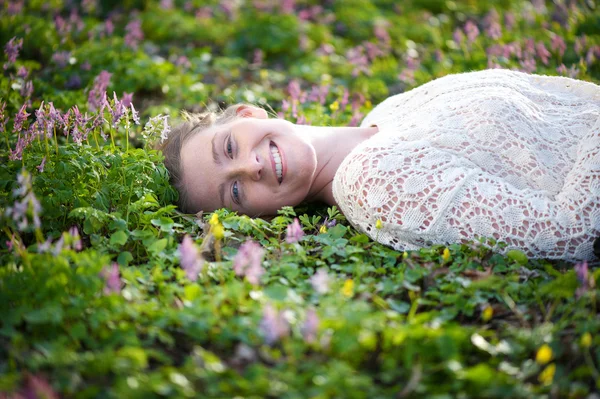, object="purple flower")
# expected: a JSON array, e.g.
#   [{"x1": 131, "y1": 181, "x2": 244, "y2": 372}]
[
  {"x1": 285, "y1": 218, "x2": 304, "y2": 243},
  {"x1": 121, "y1": 92, "x2": 133, "y2": 107},
  {"x1": 519, "y1": 57, "x2": 537, "y2": 73},
  {"x1": 346, "y1": 46, "x2": 370, "y2": 77},
  {"x1": 483, "y1": 10, "x2": 502, "y2": 40},
  {"x1": 51, "y1": 51, "x2": 71, "y2": 68},
  {"x1": 66, "y1": 74, "x2": 82, "y2": 90},
  {"x1": 124, "y1": 19, "x2": 144, "y2": 50},
  {"x1": 179, "y1": 235, "x2": 204, "y2": 281},
  {"x1": 7, "y1": 1, "x2": 24, "y2": 16},
  {"x1": 104, "y1": 19, "x2": 114, "y2": 37},
  {"x1": 233, "y1": 240, "x2": 265, "y2": 285},
  {"x1": 464, "y1": 21, "x2": 479, "y2": 44},
  {"x1": 108, "y1": 92, "x2": 126, "y2": 128},
  {"x1": 551, "y1": 35, "x2": 566, "y2": 57},
  {"x1": 301, "y1": 308, "x2": 319, "y2": 343},
  {"x1": 80, "y1": 60, "x2": 92, "y2": 71},
  {"x1": 100, "y1": 263, "x2": 121, "y2": 295},
  {"x1": 17, "y1": 66, "x2": 28, "y2": 79},
  {"x1": 575, "y1": 36, "x2": 587, "y2": 55},
  {"x1": 452, "y1": 28, "x2": 464, "y2": 46},
  {"x1": 260, "y1": 303, "x2": 290, "y2": 345},
  {"x1": 36, "y1": 156, "x2": 46, "y2": 173},
  {"x1": 130, "y1": 104, "x2": 140, "y2": 125},
  {"x1": 88, "y1": 70, "x2": 111, "y2": 112},
  {"x1": 13, "y1": 104, "x2": 29, "y2": 133},
  {"x1": 288, "y1": 80, "x2": 301, "y2": 101},
  {"x1": 142, "y1": 114, "x2": 170, "y2": 143},
  {"x1": 536, "y1": 42, "x2": 551, "y2": 65},
  {"x1": 23, "y1": 374, "x2": 58, "y2": 399},
  {"x1": 575, "y1": 261, "x2": 590, "y2": 298},
  {"x1": 5, "y1": 170, "x2": 42, "y2": 231},
  {"x1": 4, "y1": 36, "x2": 23, "y2": 69},
  {"x1": 310, "y1": 268, "x2": 330, "y2": 294},
  {"x1": 504, "y1": 12, "x2": 516, "y2": 31},
  {"x1": 20, "y1": 80, "x2": 33, "y2": 98},
  {"x1": 69, "y1": 226, "x2": 83, "y2": 251}
]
